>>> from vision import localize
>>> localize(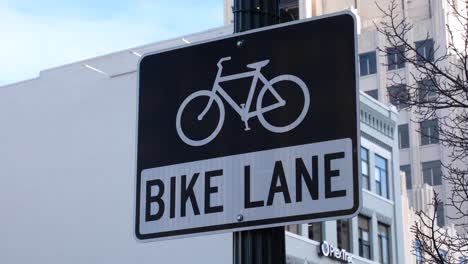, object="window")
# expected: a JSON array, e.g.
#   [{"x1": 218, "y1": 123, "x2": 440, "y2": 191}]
[
  {"x1": 415, "y1": 39, "x2": 434, "y2": 63},
  {"x1": 337, "y1": 219, "x2": 351, "y2": 252},
  {"x1": 415, "y1": 240, "x2": 422, "y2": 264},
  {"x1": 418, "y1": 79, "x2": 437, "y2": 102},
  {"x1": 375, "y1": 155, "x2": 389, "y2": 198},
  {"x1": 359, "y1": 51, "x2": 377, "y2": 76},
  {"x1": 439, "y1": 249, "x2": 447, "y2": 263},
  {"x1": 285, "y1": 224, "x2": 301, "y2": 235},
  {"x1": 460, "y1": 257, "x2": 466, "y2": 264},
  {"x1": 378, "y1": 223, "x2": 390, "y2": 264},
  {"x1": 387, "y1": 45, "x2": 405, "y2": 70},
  {"x1": 387, "y1": 85, "x2": 409, "y2": 109},
  {"x1": 437, "y1": 203, "x2": 445, "y2": 227},
  {"x1": 359, "y1": 215, "x2": 372, "y2": 259},
  {"x1": 422, "y1": 161, "x2": 442, "y2": 186},
  {"x1": 308, "y1": 222, "x2": 322, "y2": 241},
  {"x1": 361, "y1": 147, "x2": 370, "y2": 190},
  {"x1": 279, "y1": 0, "x2": 299, "y2": 22},
  {"x1": 398, "y1": 124, "x2": 410, "y2": 149},
  {"x1": 401, "y1": 165, "x2": 412, "y2": 190},
  {"x1": 420, "y1": 119, "x2": 439, "y2": 145},
  {"x1": 365, "y1": 89, "x2": 379, "y2": 100}
]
